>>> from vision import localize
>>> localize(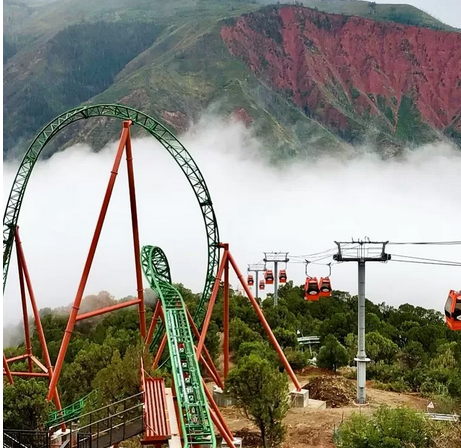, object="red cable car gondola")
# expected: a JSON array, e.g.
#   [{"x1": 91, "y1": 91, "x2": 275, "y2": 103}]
[
  {"x1": 265, "y1": 270, "x2": 274, "y2": 285},
  {"x1": 319, "y1": 277, "x2": 332, "y2": 298},
  {"x1": 247, "y1": 274, "x2": 254, "y2": 286},
  {"x1": 304, "y1": 277, "x2": 320, "y2": 301},
  {"x1": 445, "y1": 290, "x2": 461, "y2": 331},
  {"x1": 259, "y1": 280, "x2": 265, "y2": 290},
  {"x1": 279, "y1": 269, "x2": 287, "y2": 284}
]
